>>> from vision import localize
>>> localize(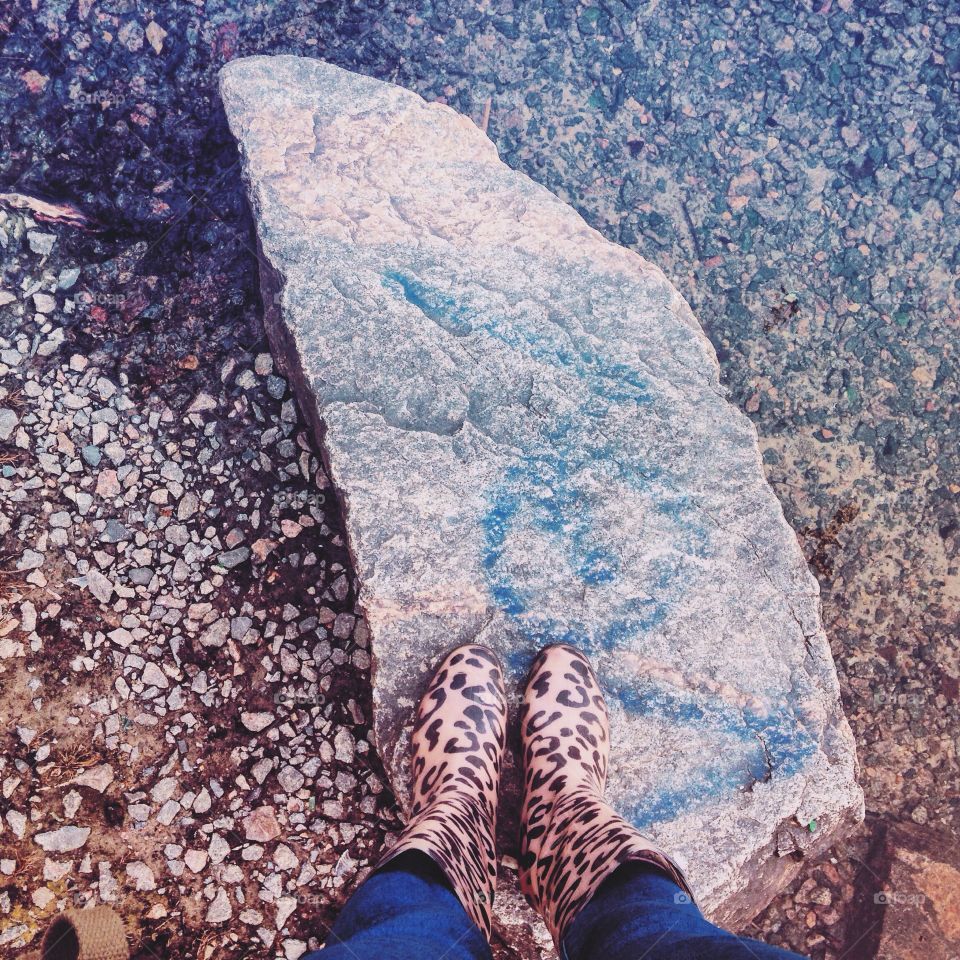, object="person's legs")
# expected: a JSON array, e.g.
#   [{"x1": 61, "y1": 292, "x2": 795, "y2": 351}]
[
  {"x1": 301, "y1": 851, "x2": 491, "y2": 960},
  {"x1": 517, "y1": 644, "x2": 696, "y2": 943},
  {"x1": 564, "y1": 862, "x2": 806, "y2": 960},
  {"x1": 519, "y1": 644, "x2": 808, "y2": 960},
  {"x1": 303, "y1": 643, "x2": 506, "y2": 960}
]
